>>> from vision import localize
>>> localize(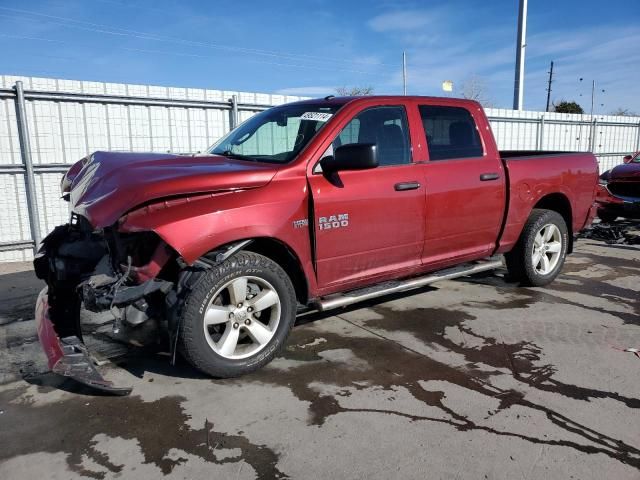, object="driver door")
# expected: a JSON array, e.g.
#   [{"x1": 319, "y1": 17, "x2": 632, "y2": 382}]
[{"x1": 308, "y1": 105, "x2": 426, "y2": 290}]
